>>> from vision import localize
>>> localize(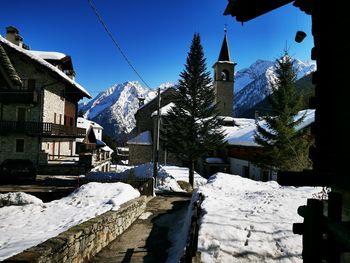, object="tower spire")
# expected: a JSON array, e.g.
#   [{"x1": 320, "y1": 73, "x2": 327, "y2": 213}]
[{"x1": 218, "y1": 26, "x2": 231, "y2": 62}]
